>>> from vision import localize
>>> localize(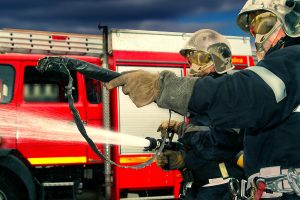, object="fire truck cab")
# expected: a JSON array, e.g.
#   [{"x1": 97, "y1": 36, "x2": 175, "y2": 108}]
[{"x1": 0, "y1": 28, "x2": 254, "y2": 200}]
